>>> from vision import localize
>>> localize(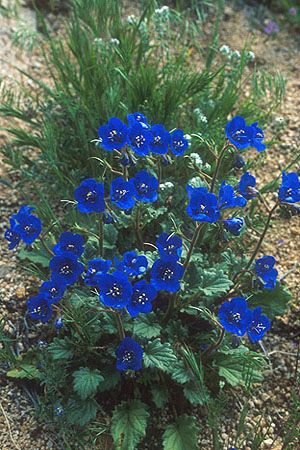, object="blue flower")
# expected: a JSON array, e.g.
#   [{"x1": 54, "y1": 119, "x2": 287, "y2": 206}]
[
  {"x1": 27, "y1": 295, "x2": 53, "y2": 323},
  {"x1": 50, "y1": 252, "x2": 84, "y2": 286},
  {"x1": 132, "y1": 169, "x2": 159, "y2": 203},
  {"x1": 103, "y1": 211, "x2": 115, "y2": 224},
  {"x1": 127, "y1": 280, "x2": 157, "y2": 317},
  {"x1": 249, "y1": 122, "x2": 266, "y2": 152},
  {"x1": 218, "y1": 297, "x2": 252, "y2": 336},
  {"x1": 149, "y1": 124, "x2": 171, "y2": 154},
  {"x1": 255, "y1": 255, "x2": 278, "y2": 289},
  {"x1": 98, "y1": 117, "x2": 128, "y2": 151},
  {"x1": 115, "y1": 251, "x2": 148, "y2": 276},
  {"x1": 116, "y1": 336, "x2": 144, "y2": 371},
  {"x1": 119, "y1": 152, "x2": 130, "y2": 166},
  {"x1": 186, "y1": 185, "x2": 220, "y2": 222},
  {"x1": 127, "y1": 112, "x2": 150, "y2": 129},
  {"x1": 247, "y1": 307, "x2": 271, "y2": 343},
  {"x1": 54, "y1": 317, "x2": 64, "y2": 329},
  {"x1": 279, "y1": 172, "x2": 300, "y2": 203},
  {"x1": 218, "y1": 182, "x2": 247, "y2": 209},
  {"x1": 234, "y1": 154, "x2": 246, "y2": 169},
  {"x1": 170, "y1": 129, "x2": 189, "y2": 156},
  {"x1": 4, "y1": 218, "x2": 21, "y2": 250},
  {"x1": 156, "y1": 232, "x2": 182, "y2": 261},
  {"x1": 151, "y1": 259, "x2": 184, "y2": 292},
  {"x1": 225, "y1": 116, "x2": 252, "y2": 149},
  {"x1": 12, "y1": 206, "x2": 42, "y2": 245},
  {"x1": 237, "y1": 172, "x2": 257, "y2": 200},
  {"x1": 97, "y1": 271, "x2": 132, "y2": 309},
  {"x1": 53, "y1": 232, "x2": 85, "y2": 257},
  {"x1": 39, "y1": 279, "x2": 66, "y2": 304},
  {"x1": 225, "y1": 116, "x2": 266, "y2": 151},
  {"x1": 84, "y1": 258, "x2": 112, "y2": 286},
  {"x1": 74, "y1": 178, "x2": 105, "y2": 214},
  {"x1": 127, "y1": 123, "x2": 151, "y2": 156},
  {"x1": 110, "y1": 177, "x2": 136, "y2": 210},
  {"x1": 223, "y1": 217, "x2": 245, "y2": 236}
]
